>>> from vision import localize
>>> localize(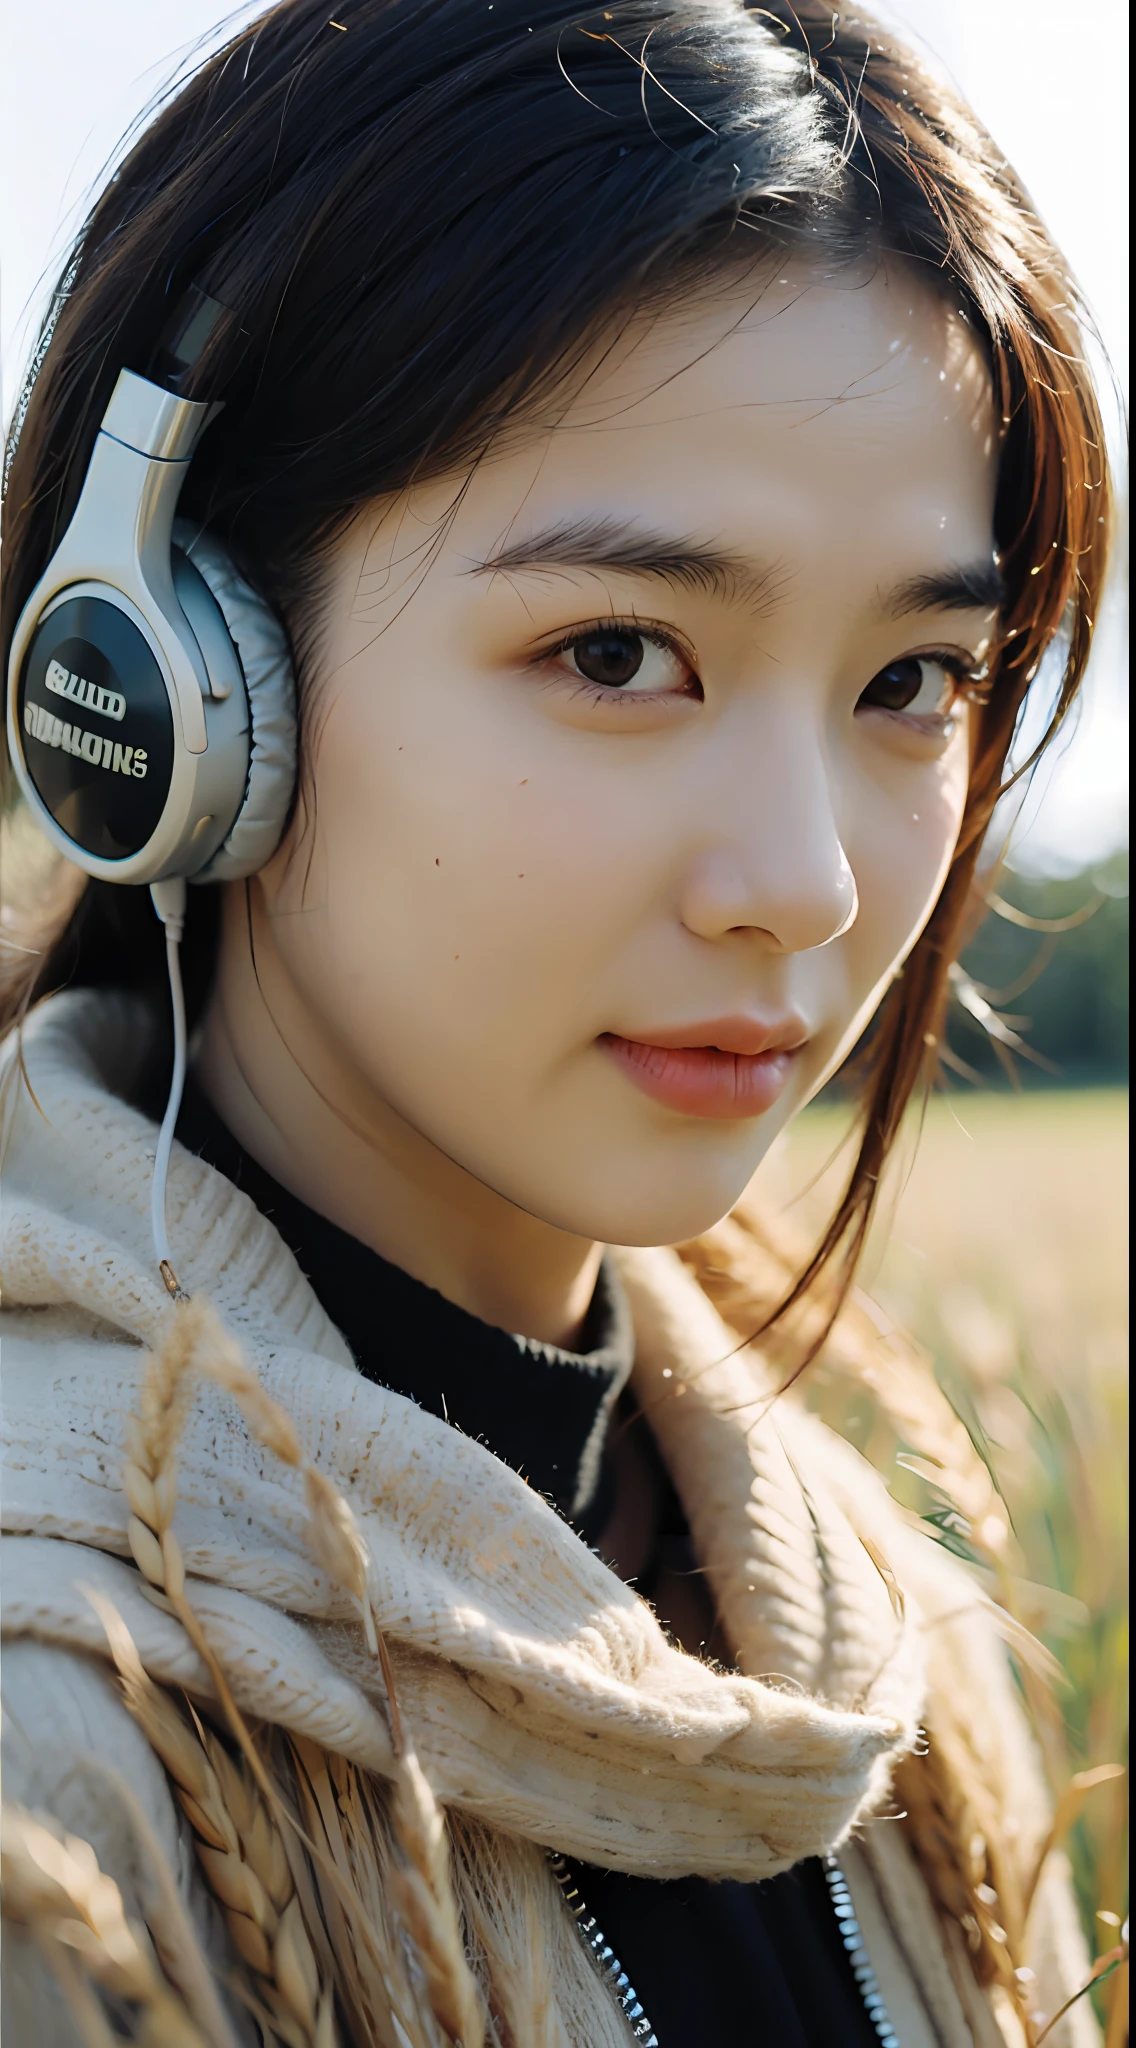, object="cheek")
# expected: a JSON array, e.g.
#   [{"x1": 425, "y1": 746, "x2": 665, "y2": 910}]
[
  {"x1": 265, "y1": 666, "x2": 661, "y2": 1071},
  {"x1": 844, "y1": 736, "x2": 970, "y2": 996}
]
